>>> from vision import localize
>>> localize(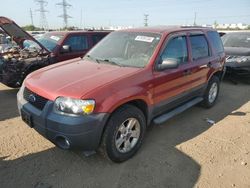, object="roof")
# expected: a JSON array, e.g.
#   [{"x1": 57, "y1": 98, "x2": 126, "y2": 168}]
[
  {"x1": 47, "y1": 30, "x2": 111, "y2": 35},
  {"x1": 120, "y1": 25, "x2": 215, "y2": 34}
]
